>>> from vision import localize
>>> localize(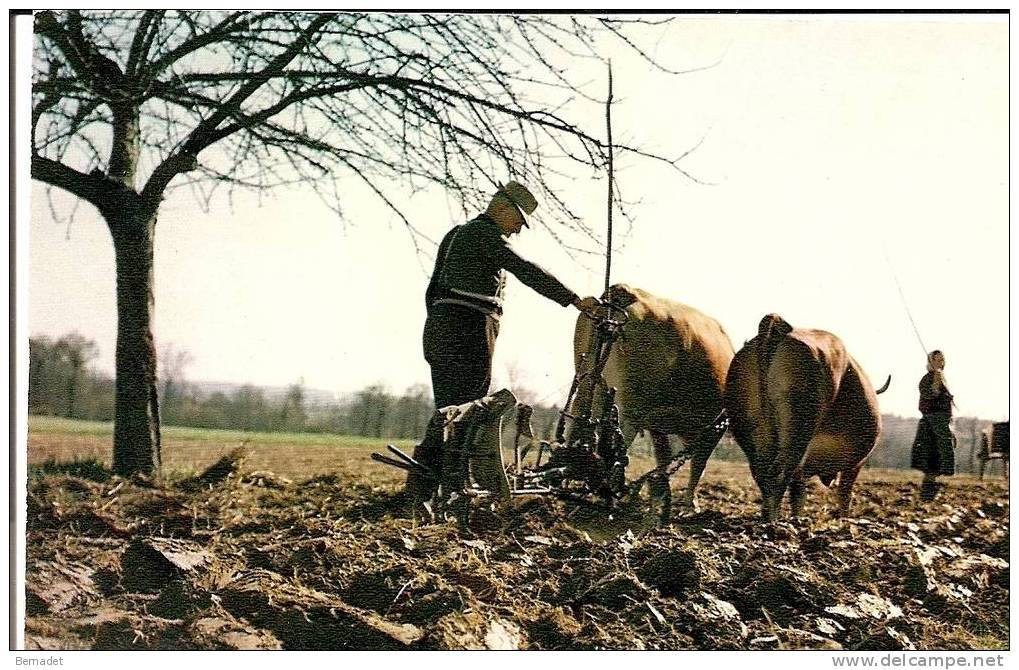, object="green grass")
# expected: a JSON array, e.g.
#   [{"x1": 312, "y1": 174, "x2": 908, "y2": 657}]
[
  {"x1": 27, "y1": 415, "x2": 414, "y2": 449},
  {"x1": 27, "y1": 415, "x2": 417, "y2": 480}
]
